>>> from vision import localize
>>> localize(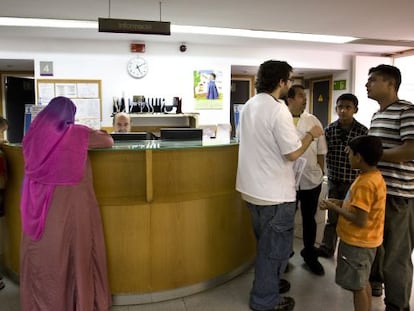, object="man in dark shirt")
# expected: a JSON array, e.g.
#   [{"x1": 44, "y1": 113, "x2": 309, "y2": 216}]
[{"x1": 317, "y1": 93, "x2": 368, "y2": 258}]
